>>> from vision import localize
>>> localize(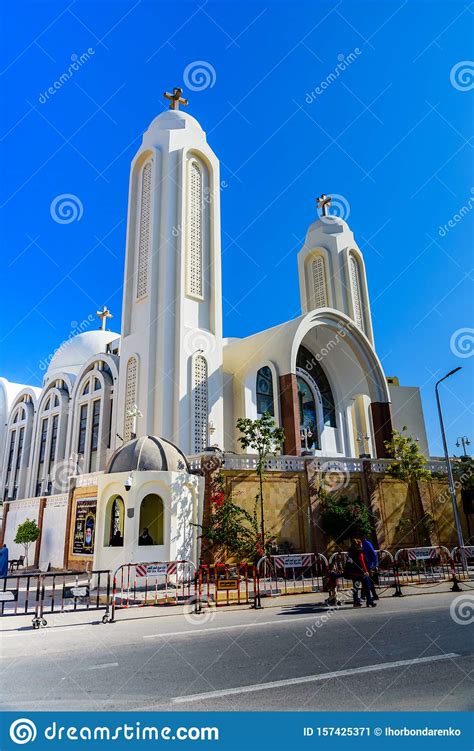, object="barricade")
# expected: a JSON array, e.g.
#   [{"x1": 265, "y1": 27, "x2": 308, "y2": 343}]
[
  {"x1": 0, "y1": 570, "x2": 111, "y2": 629},
  {"x1": 393, "y1": 546, "x2": 460, "y2": 594},
  {"x1": 197, "y1": 562, "x2": 256, "y2": 609},
  {"x1": 110, "y1": 560, "x2": 196, "y2": 622},
  {"x1": 328, "y1": 549, "x2": 395, "y2": 593},
  {"x1": 255, "y1": 553, "x2": 326, "y2": 608}
]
